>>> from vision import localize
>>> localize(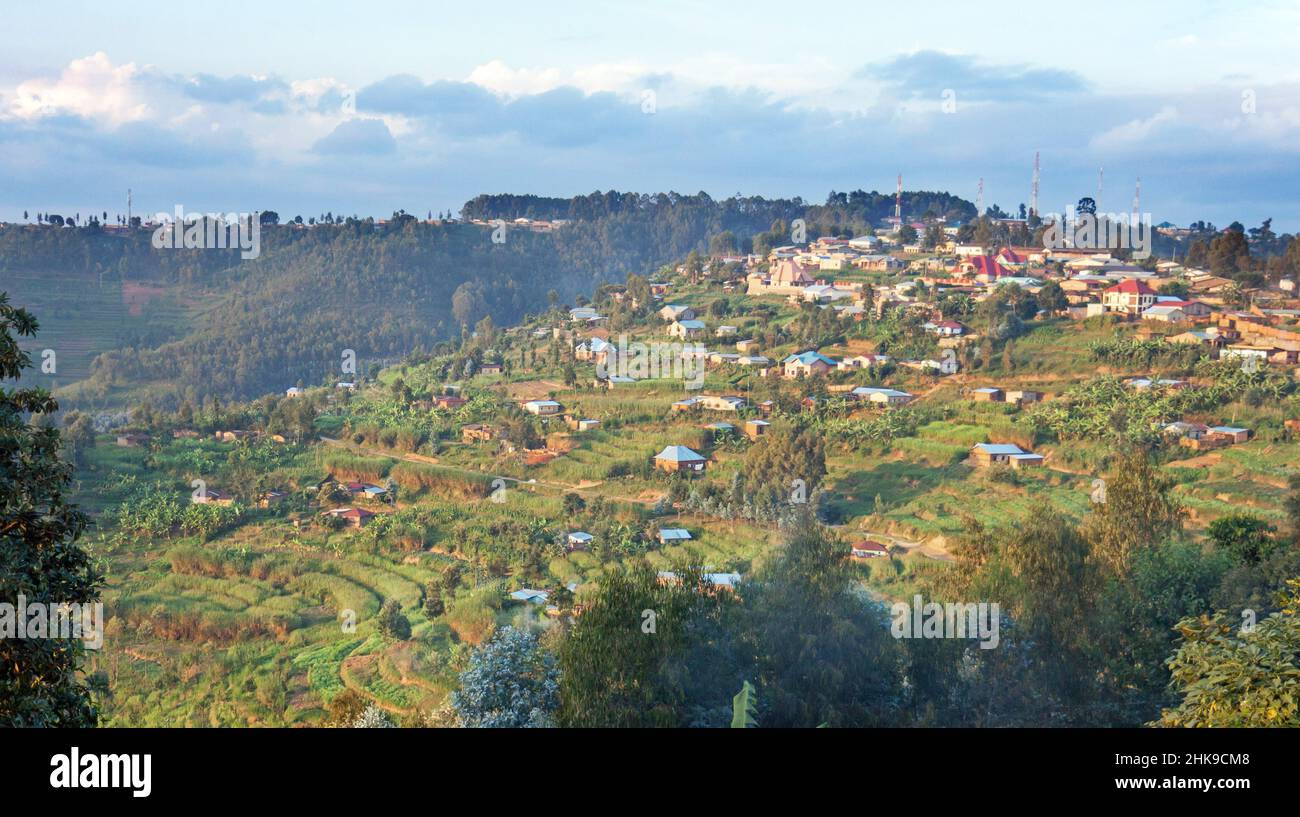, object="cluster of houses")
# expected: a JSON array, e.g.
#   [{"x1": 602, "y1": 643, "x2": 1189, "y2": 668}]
[{"x1": 1164, "y1": 422, "x2": 1252, "y2": 451}]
